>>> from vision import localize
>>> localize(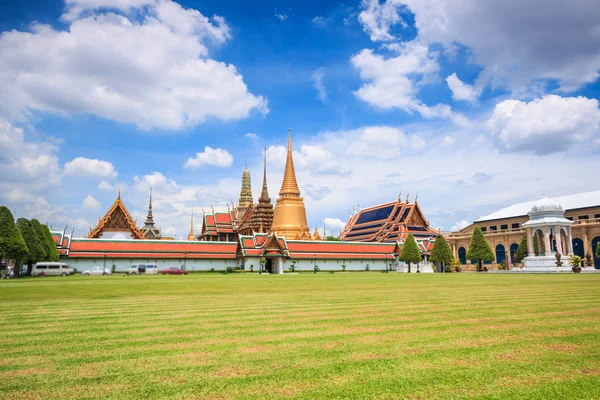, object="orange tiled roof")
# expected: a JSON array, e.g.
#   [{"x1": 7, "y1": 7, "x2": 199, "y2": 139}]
[{"x1": 87, "y1": 194, "x2": 145, "y2": 239}]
